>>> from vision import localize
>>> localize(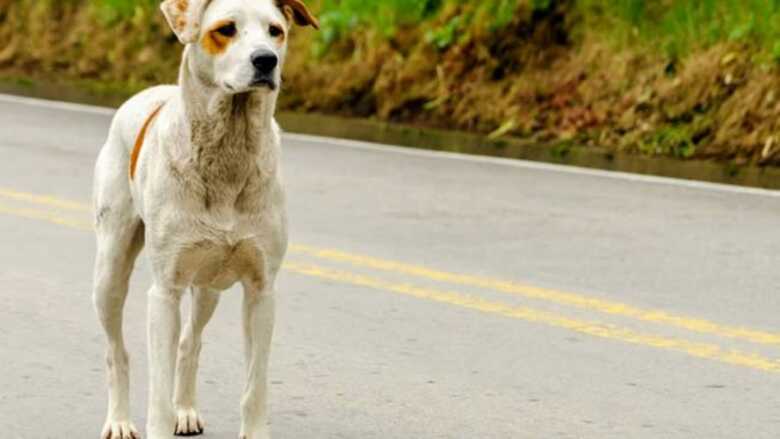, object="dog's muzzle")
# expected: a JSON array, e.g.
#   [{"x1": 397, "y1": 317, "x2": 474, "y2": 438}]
[{"x1": 250, "y1": 50, "x2": 278, "y2": 90}]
